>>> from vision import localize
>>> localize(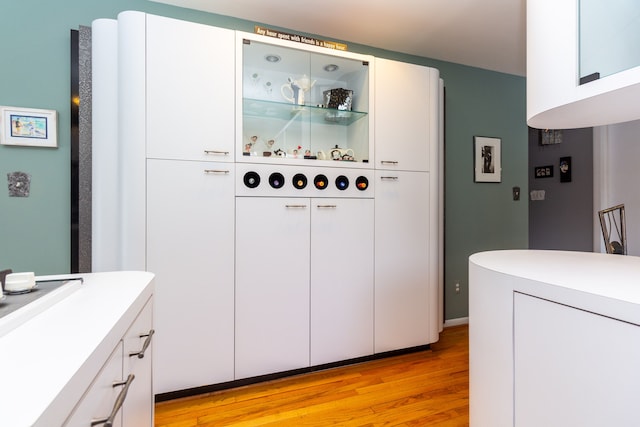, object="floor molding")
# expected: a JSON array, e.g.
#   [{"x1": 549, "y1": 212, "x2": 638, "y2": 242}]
[{"x1": 444, "y1": 317, "x2": 469, "y2": 327}]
